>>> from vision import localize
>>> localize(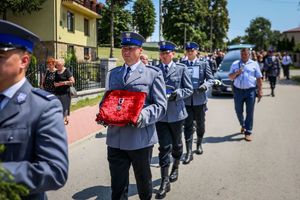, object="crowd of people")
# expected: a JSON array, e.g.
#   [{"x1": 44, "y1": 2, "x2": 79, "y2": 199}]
[{"x1": 0, "y1": 18, "x2": 294, "y2": 200}]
